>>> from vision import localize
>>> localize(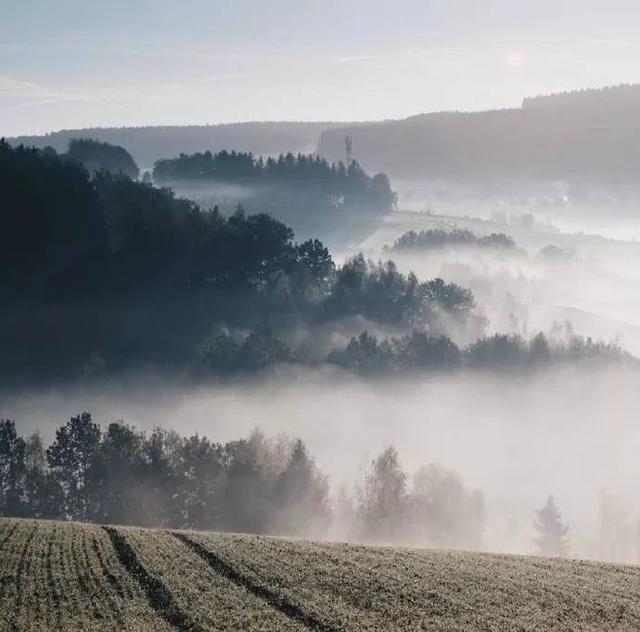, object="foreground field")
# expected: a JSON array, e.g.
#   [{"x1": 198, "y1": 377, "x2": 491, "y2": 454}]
[{"x1": 0, "y1": 518, "x2": 639, "y2": 631}]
